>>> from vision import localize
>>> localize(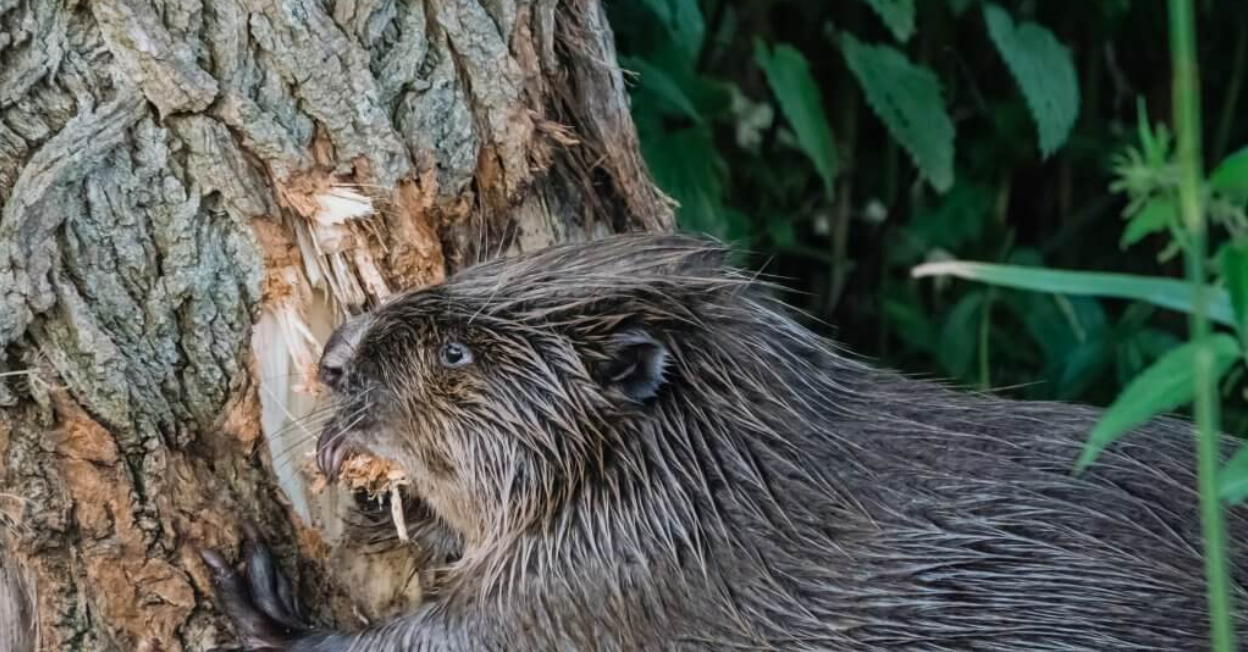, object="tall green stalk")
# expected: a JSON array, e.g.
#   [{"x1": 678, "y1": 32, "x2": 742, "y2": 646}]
[{"x1": 1169, "y1": 2, "x2": 1236, "y2": 650}]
